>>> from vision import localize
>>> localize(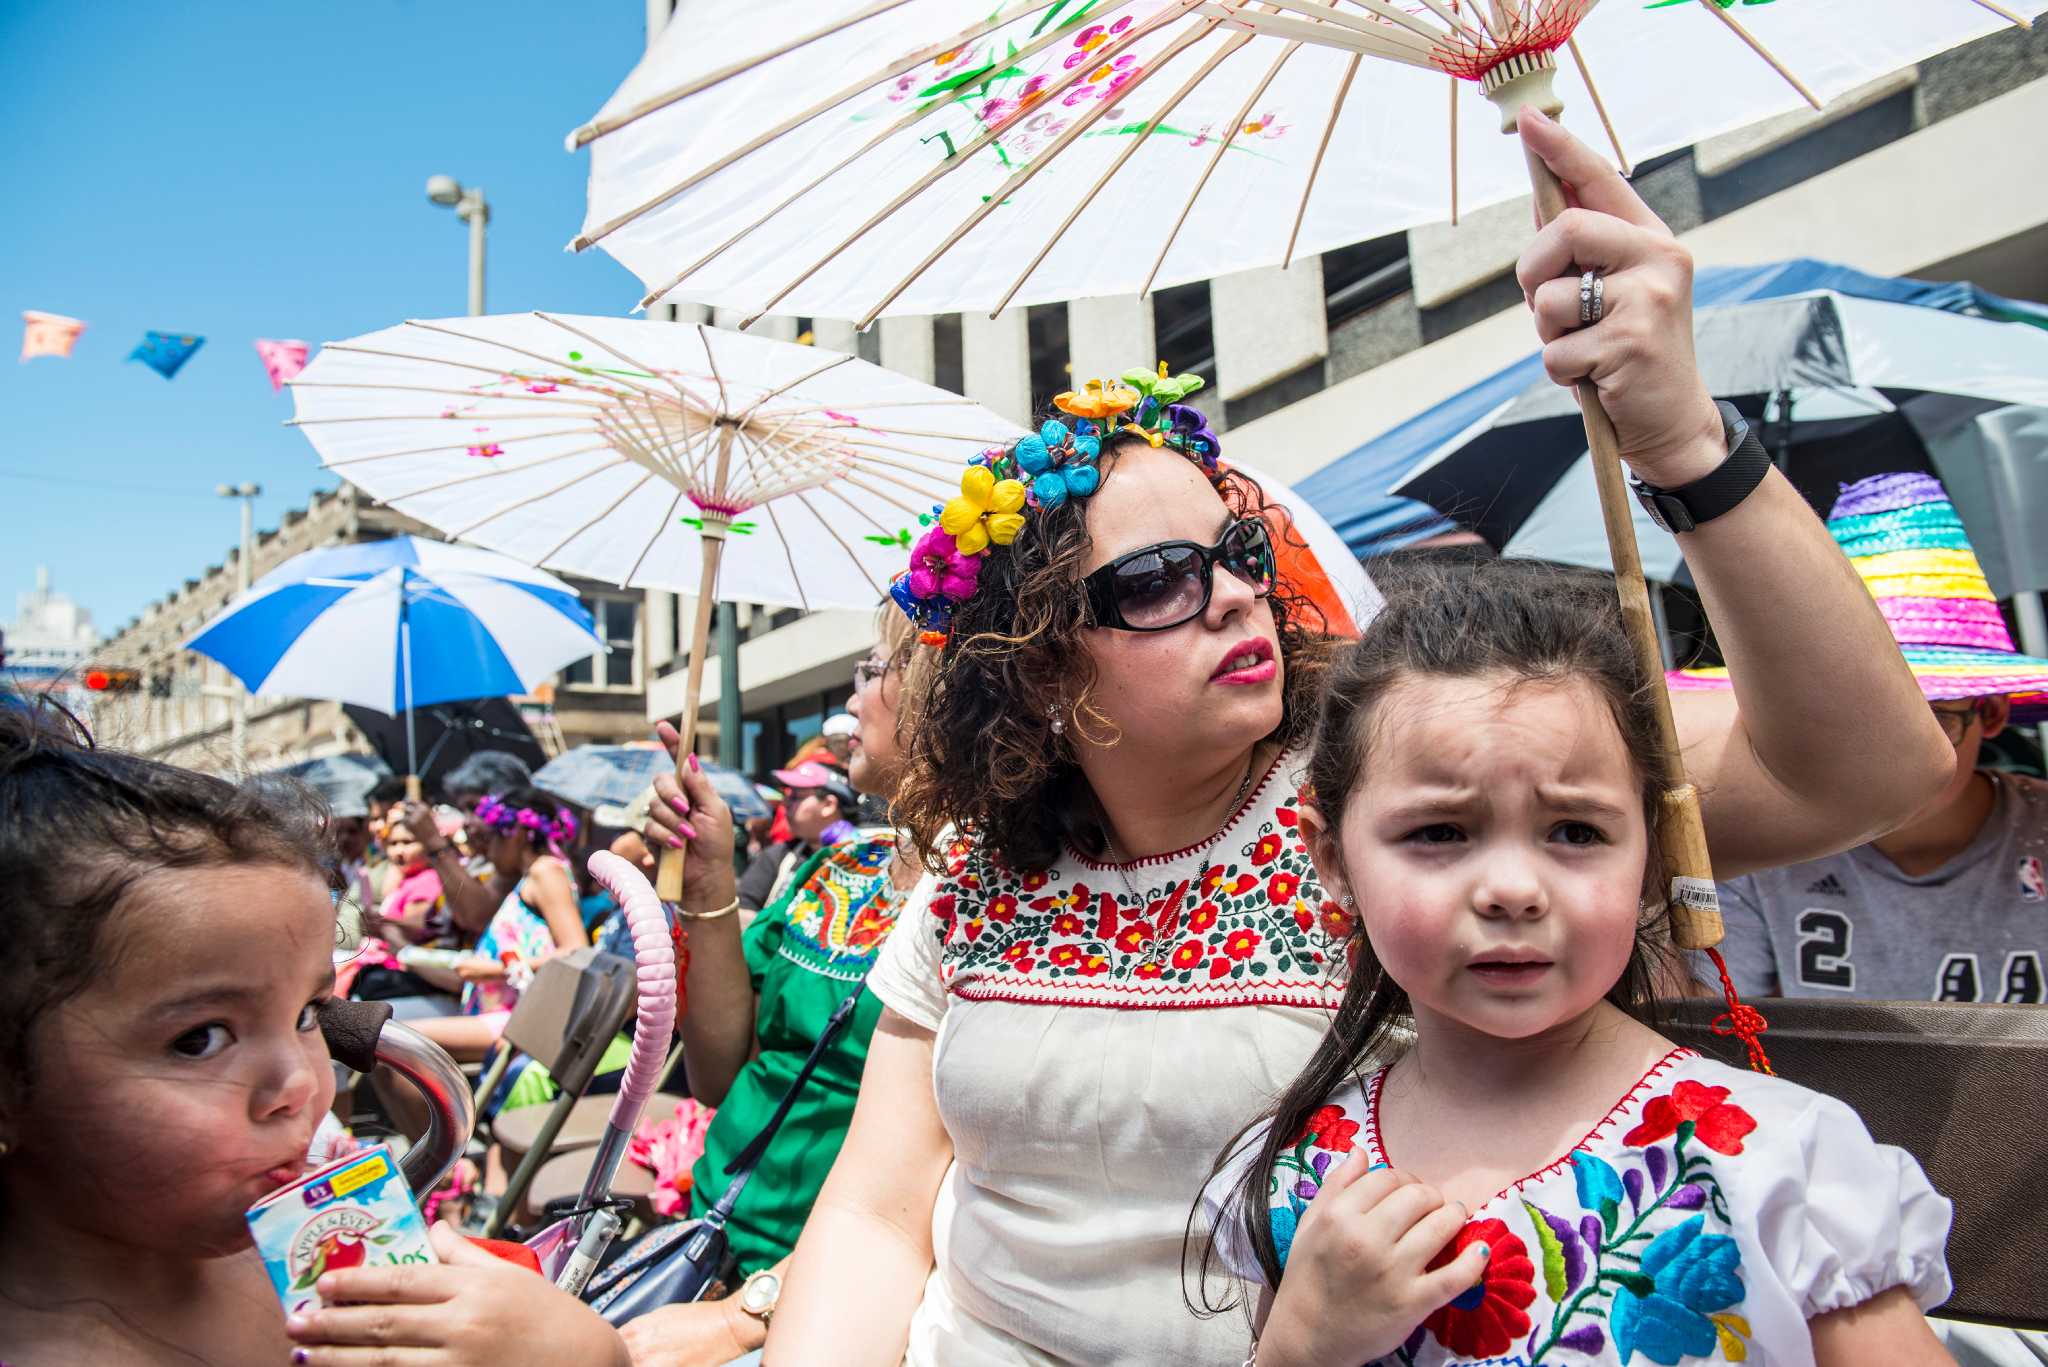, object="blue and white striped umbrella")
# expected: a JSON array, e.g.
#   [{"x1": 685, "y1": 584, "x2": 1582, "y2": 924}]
[{"x1": 187, "y1": 536, "x2": 603, "y2": 777}]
